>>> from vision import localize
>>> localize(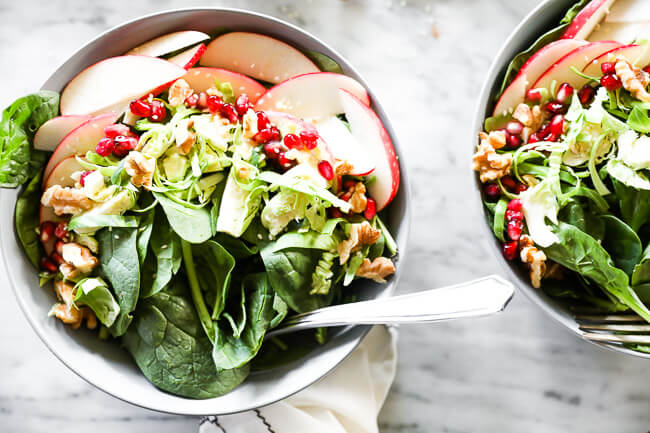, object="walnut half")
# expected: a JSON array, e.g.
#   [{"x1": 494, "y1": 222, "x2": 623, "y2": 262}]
[
  {"x1": 338, "y1": 221, "x2": 381, "y2": 264},
  {"x1": 472, "y1": 131, "x2": 513, "y2": 183},
  {"x1": 519, "y1": 235, "x2": 547, "y2": 289},
  {"x1": 124, "y1": 151, "x2": 155, "y2": 188},
  {"x1": 355, "y1": 257, "x2": 395, "y2": 283},
  {"x1": 41, "y1": 185, "x2": 93, "y2": 216}
]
